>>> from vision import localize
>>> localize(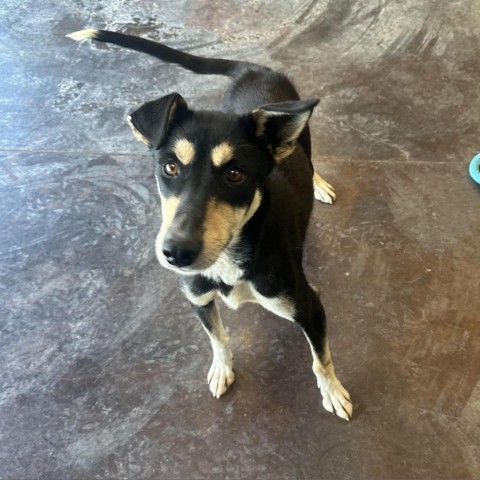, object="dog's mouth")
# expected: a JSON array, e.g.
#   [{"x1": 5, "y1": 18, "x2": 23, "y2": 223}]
[{"x1": 158, "y1": 256, "x2": 207, "y2": 275}]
